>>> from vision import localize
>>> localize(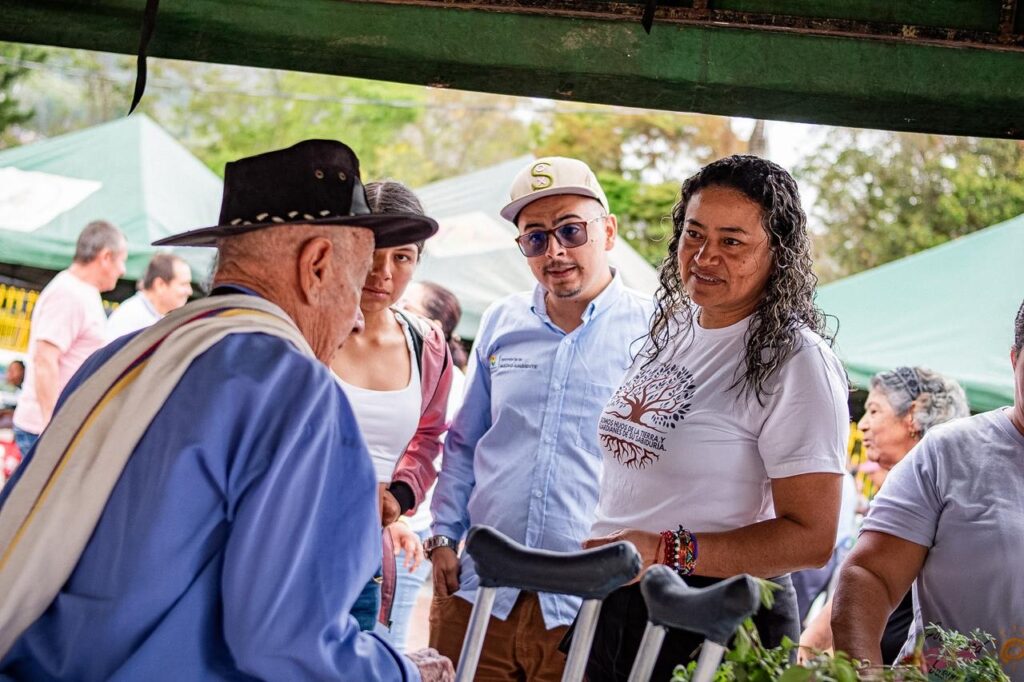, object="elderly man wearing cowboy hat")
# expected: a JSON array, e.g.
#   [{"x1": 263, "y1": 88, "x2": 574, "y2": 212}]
[{"x1": 0, "y1": 140, "x2": 453, "y2": 681}]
